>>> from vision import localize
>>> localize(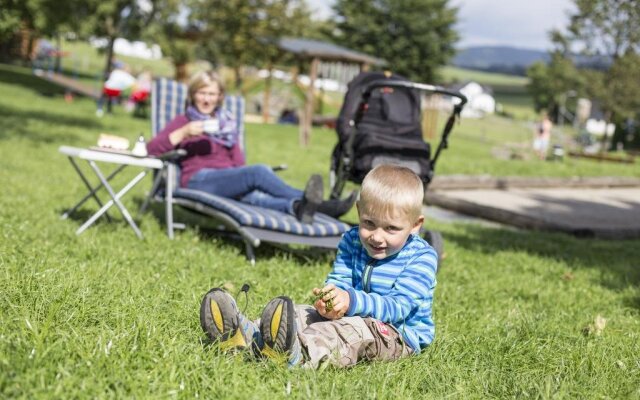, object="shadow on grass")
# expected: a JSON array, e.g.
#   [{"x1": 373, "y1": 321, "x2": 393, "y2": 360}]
[
  {"x1": 58, "y1": 67, "x2": 101, "y2": 82},
  {"x1": 61, "y1": 194, "x2": 335, "y2": 266},
  {"x1": 443, "y1": 223, "x2": 640, "y2": 291},
  {"x1": 0, "y1": 63, "x2": 67, "y2": 97},
  {"x1": 519, "y1": 192, "x2": 640, "y2": 240},
  {"x1": 138, "y1": 201, "x2": 335, "y2": 266},
  {"x1": 56, "y1": 207, "x2": 118, "y2": 226},
  {"x1": 0, "y1": 103, "x2": 99, "y2": 143}
]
